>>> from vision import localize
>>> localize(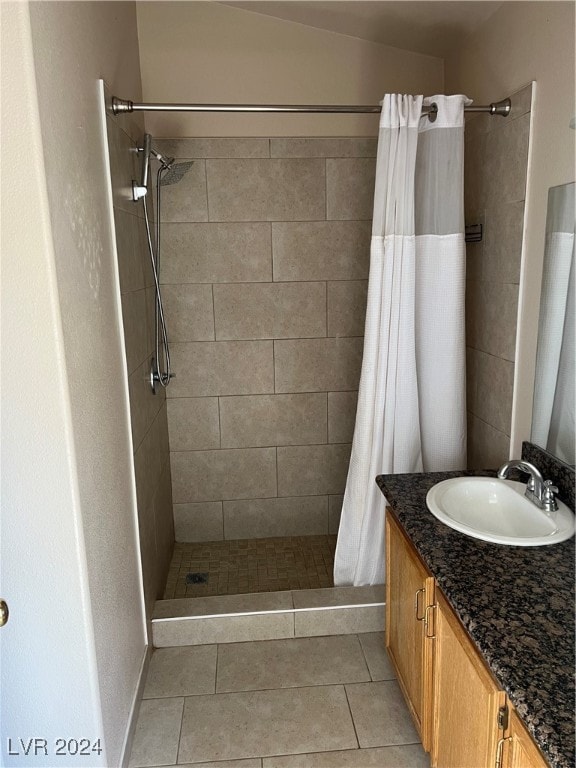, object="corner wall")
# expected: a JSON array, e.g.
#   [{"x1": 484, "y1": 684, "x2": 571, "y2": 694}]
[
  {"x1": 445, "y1": 1, "x2": 576, "y2": 457},
  {"x1": 16, "y1": 2, "x2": 148, "y2": 764}
]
